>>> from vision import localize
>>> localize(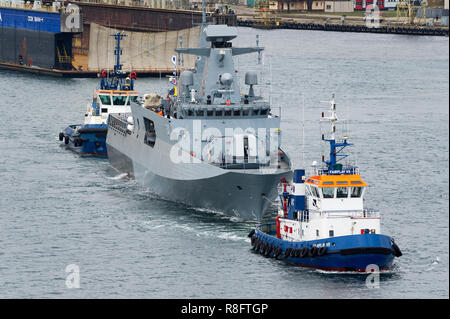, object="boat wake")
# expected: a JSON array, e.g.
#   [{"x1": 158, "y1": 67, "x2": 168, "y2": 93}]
[{"x1": 107, "y1": 173, "x2": 129, "y2": 180}]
